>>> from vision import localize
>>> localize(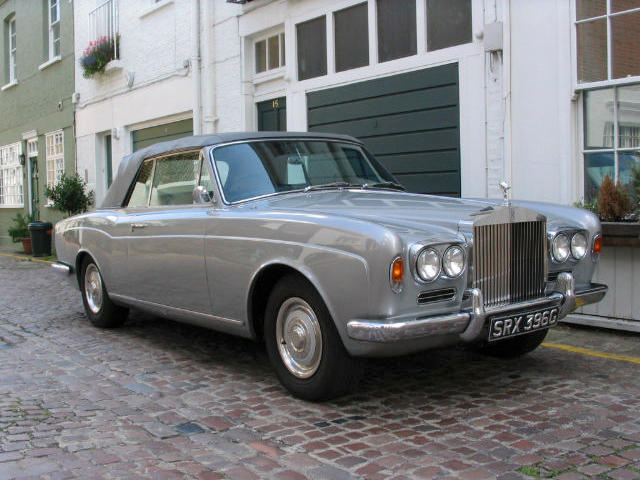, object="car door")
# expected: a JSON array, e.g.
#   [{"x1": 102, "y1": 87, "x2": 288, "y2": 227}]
[{"x1": 122, "y1": 150, "x2": 212, "y2": 314}]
